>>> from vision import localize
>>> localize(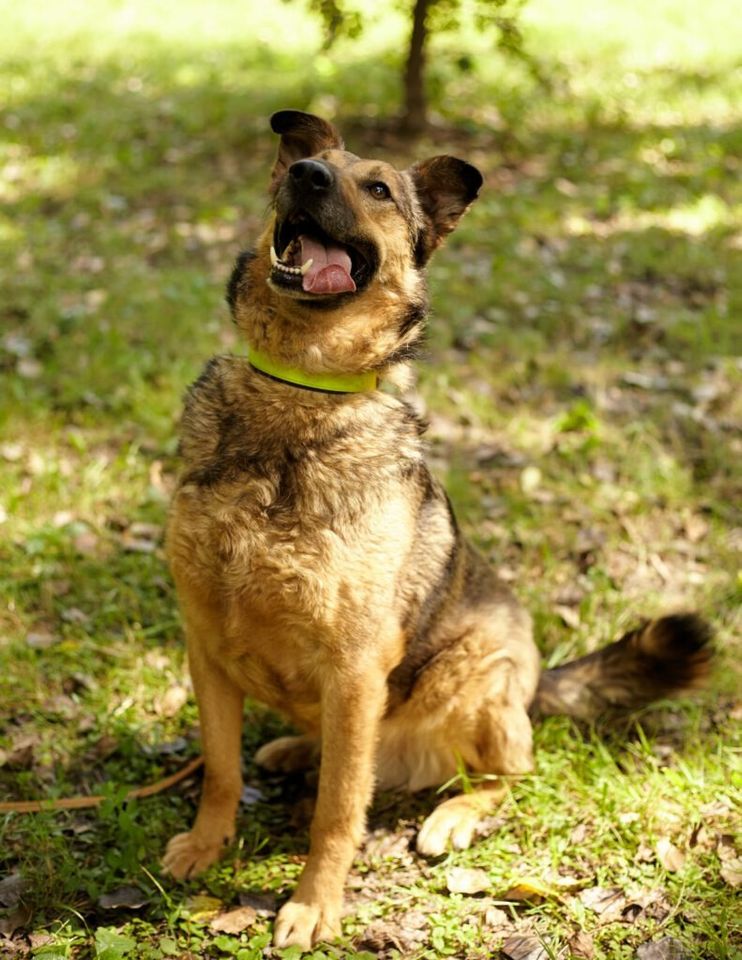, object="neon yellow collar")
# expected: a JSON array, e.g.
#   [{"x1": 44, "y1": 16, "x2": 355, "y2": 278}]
[{"x1": 247, "y1": 346, "x2": 378, "y2": 394}]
